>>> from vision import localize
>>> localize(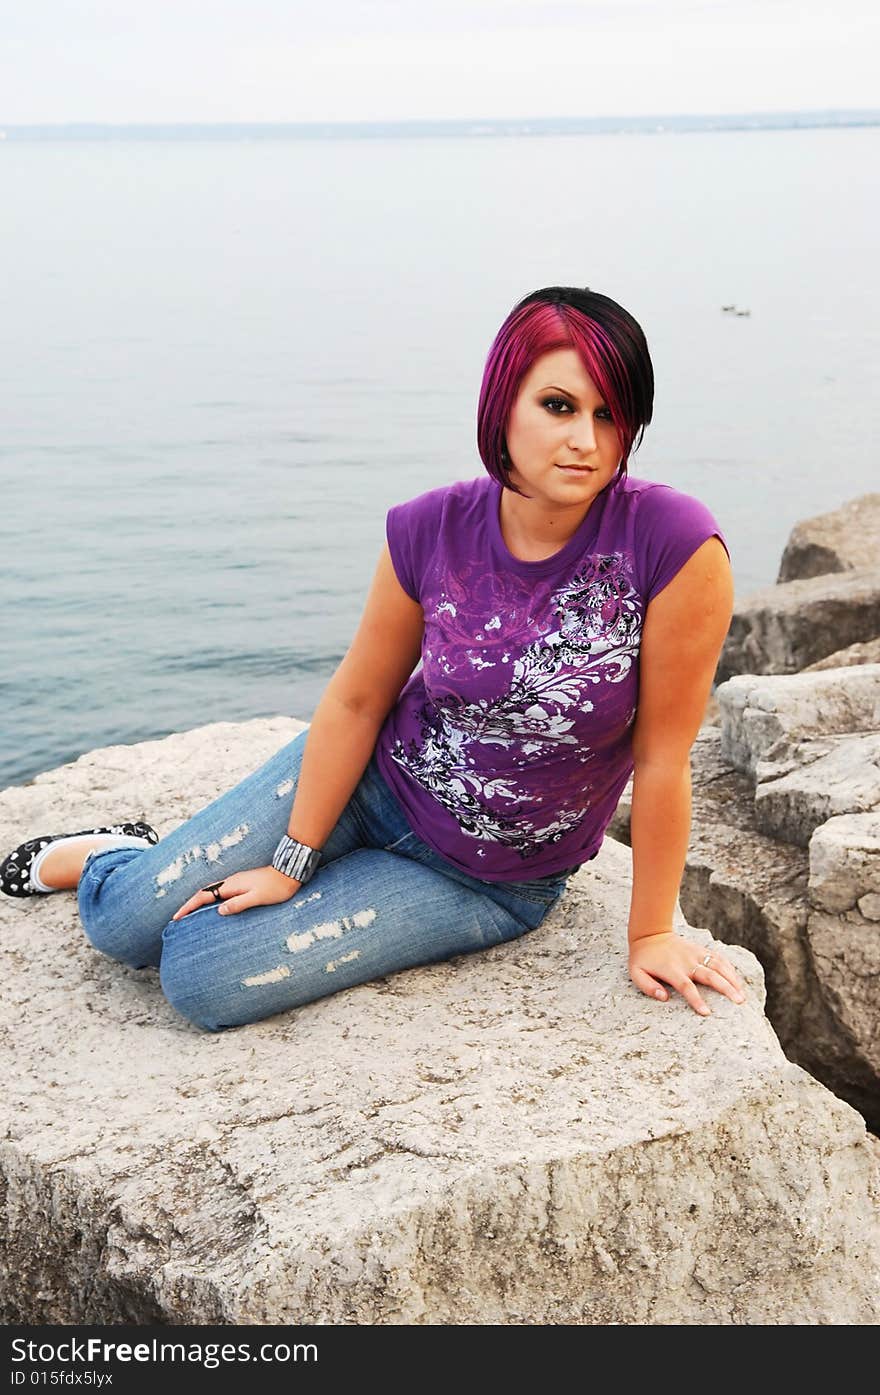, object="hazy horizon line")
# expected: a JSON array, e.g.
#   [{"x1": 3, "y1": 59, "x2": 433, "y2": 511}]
[{"x1": 2, "y1": 108, "x2": 879, "y2": 141}]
